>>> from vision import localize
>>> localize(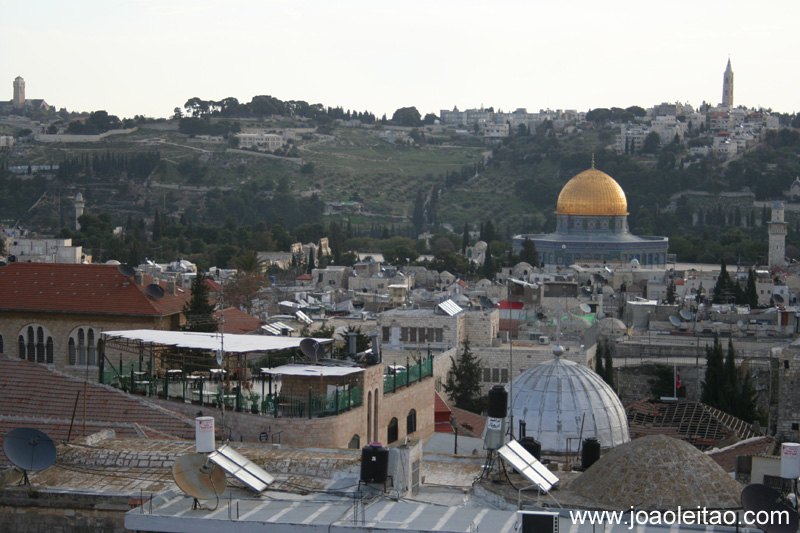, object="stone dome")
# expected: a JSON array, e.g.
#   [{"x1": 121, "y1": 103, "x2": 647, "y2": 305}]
[
  {"x1": 569, "y1": 434, "x2": 744, "y2": 510},
  {"x1": 507, "y1": 357, "x2": 629, "y2": 453},
  {"x1": 556, "y1": 168, "x2": 628, "y2": 216}
]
